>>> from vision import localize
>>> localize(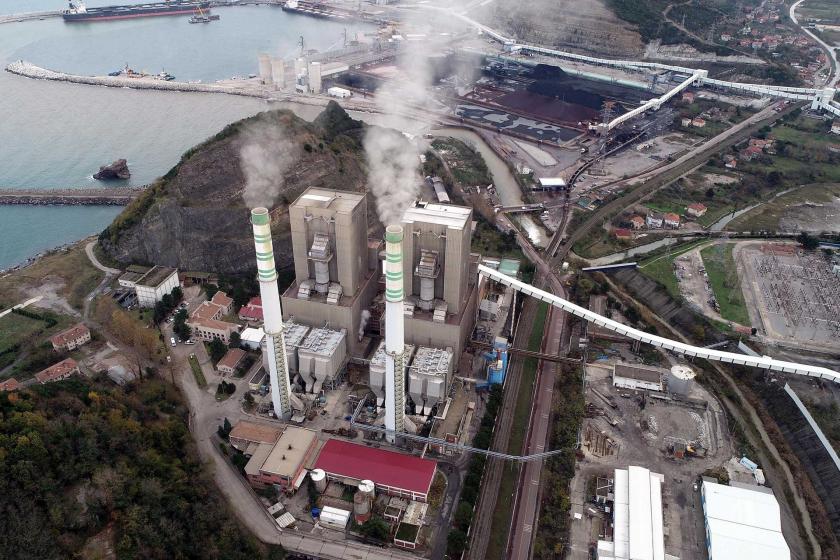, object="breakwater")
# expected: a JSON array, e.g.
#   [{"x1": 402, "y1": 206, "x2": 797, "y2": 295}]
[{"x1": 0, "y1": 187, "x2": 145, "y2": 205}]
